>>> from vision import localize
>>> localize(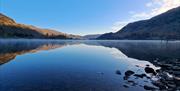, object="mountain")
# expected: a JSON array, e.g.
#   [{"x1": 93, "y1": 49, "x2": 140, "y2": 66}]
[
  {"x1": 0, "y1": 13, "x2": 80, "y2": 39},
  {"x1": 98, "y1": 6, "x2": 180, "y2": 40},
  {"x1": 82, "y1": 34, "x2": 102, "y2": 39}
]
